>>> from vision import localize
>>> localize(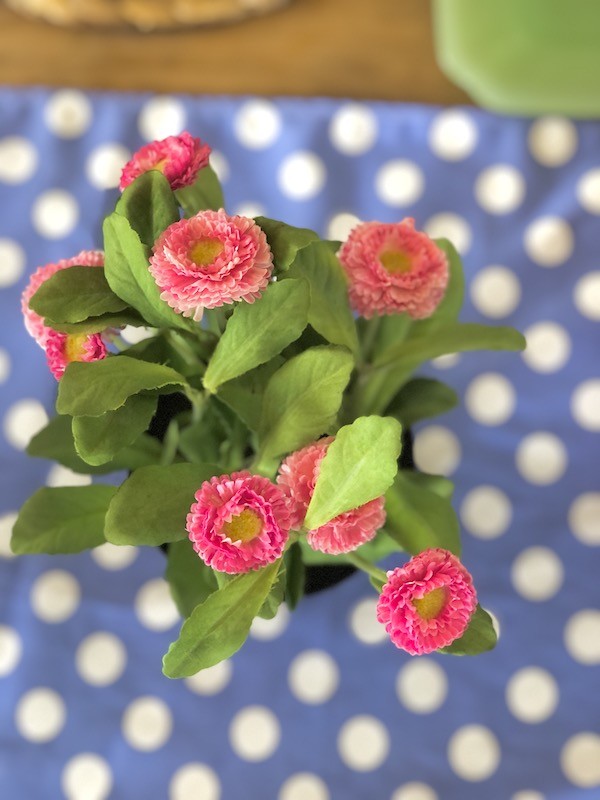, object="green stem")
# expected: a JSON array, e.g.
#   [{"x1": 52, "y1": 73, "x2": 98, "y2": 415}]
[
  {"x1": 345, "y1": 552, "x2": 388, "y2": 584},
  {"x1": 167, "y1": 330, "x2": 203, "y2": 369},
  {"x1": 359, "y1": 316, "x2": 383, "y2": 365}
]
